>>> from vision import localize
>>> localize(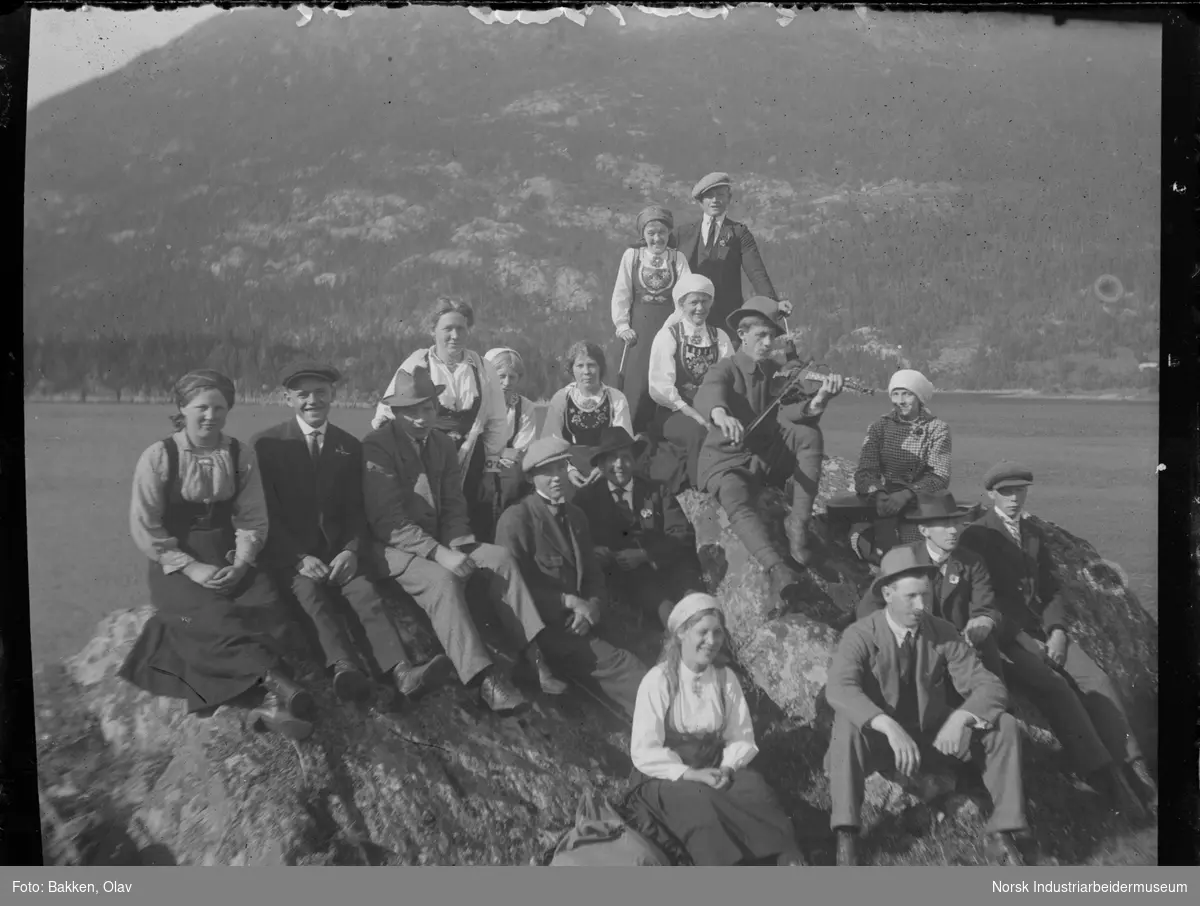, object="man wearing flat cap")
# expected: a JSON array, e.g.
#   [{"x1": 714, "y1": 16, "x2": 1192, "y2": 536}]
[
  {"x1": 826, "y1": 546, "x2": 1032, "y2": 866},
  {"x1": 676, "y1": 172, "x2": 781, "y2": 343},
  {"x1": 361, "y1": 368, "x2": 569, "y2": 715},
  {"x1": 254, "y1": 360, "x2": 454, "y2": 708},
  {"x1": 495, "y1": 436, "x2": 649, "y2": 719},
  {"x1": 960, "y1": 462, "x2": 1157, "y2": 817}
]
